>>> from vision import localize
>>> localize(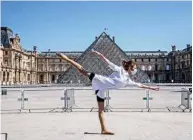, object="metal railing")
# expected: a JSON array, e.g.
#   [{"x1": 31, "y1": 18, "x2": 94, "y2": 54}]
[
  {"x1": 1, "y1": 87, "x2": 192, "y2": 113},
  {"x1": 178, "y1": 88, "x2": 192, "y2": 112},
  {"x1": 1, "y1": 133, "x2": 8, "y2": 140}
]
